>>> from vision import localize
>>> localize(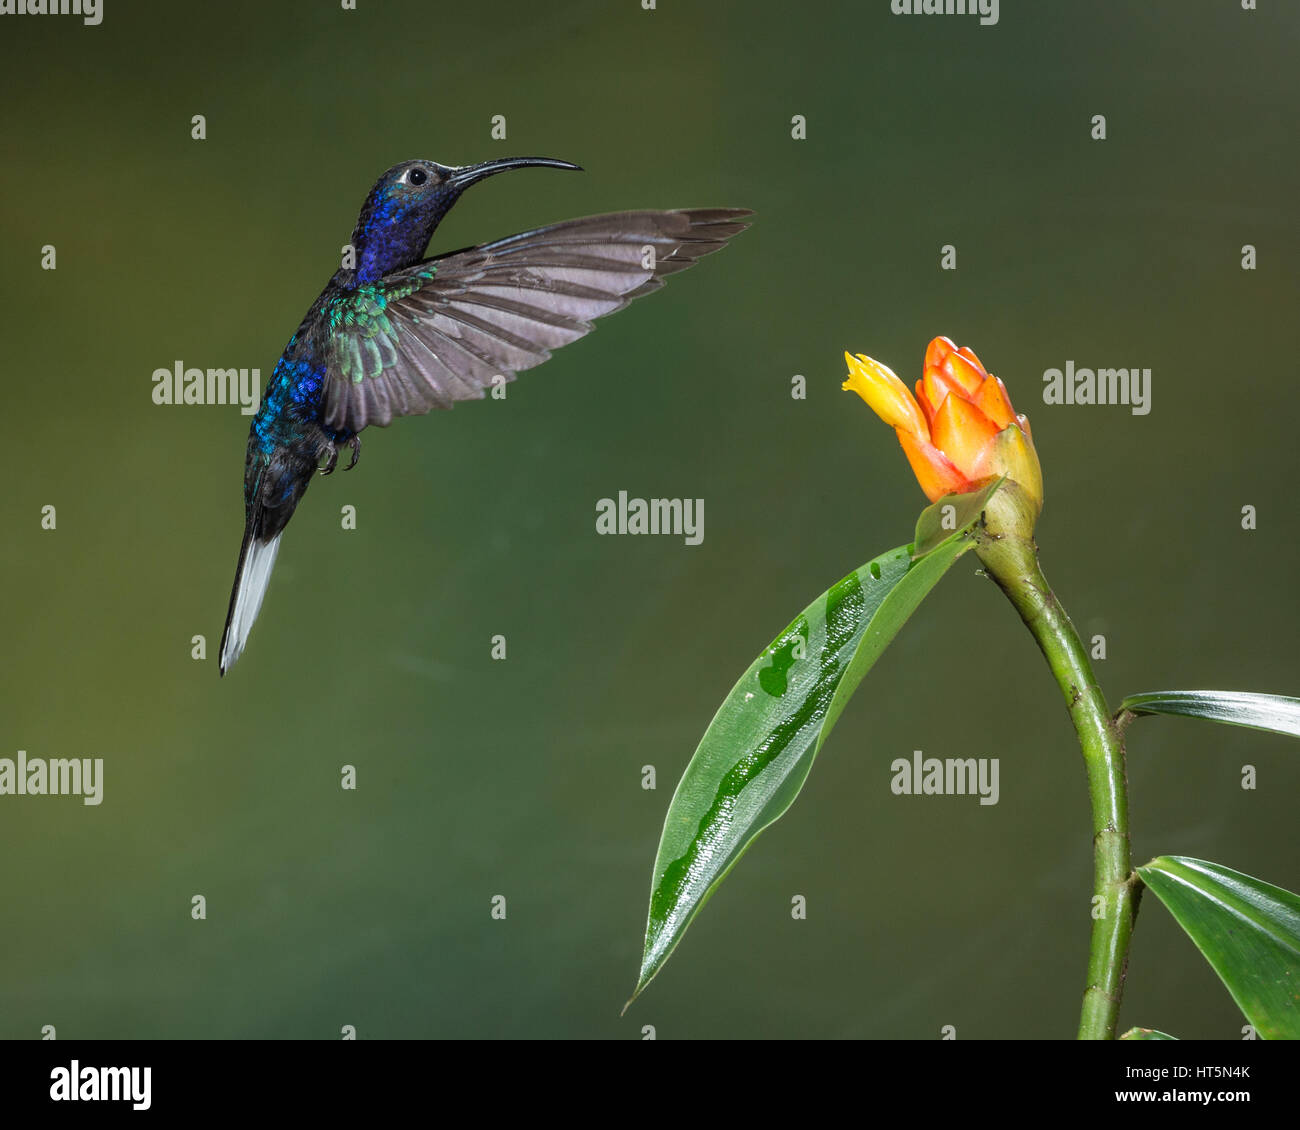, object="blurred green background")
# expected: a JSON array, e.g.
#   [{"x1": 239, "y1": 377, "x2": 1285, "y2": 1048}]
[{"x1": 1, "y1": 0, "x2": 1297, "y2": 1039}]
